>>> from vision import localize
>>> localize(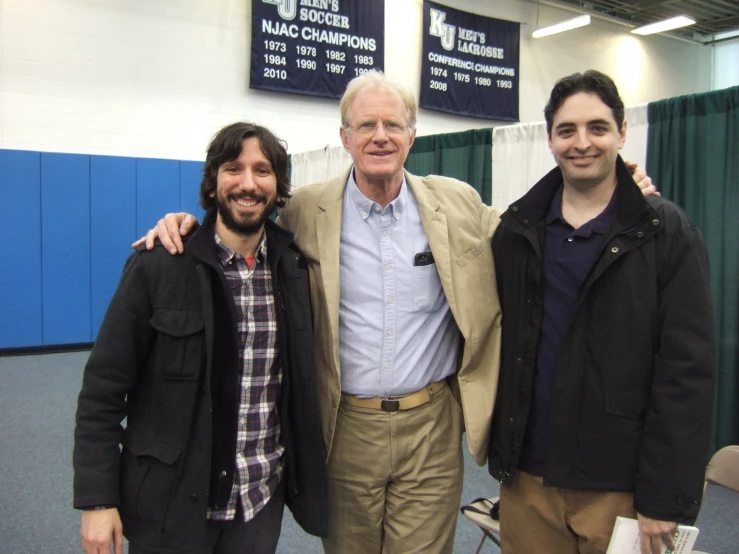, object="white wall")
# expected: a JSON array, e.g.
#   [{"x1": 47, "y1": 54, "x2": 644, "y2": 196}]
[
  {"x1": 714, "y1": 39, "x2": 739, "y2": 90},
  {"x1": 0, "y1": 0, "x2": 712, "y2": 160}
]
